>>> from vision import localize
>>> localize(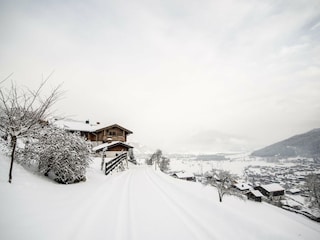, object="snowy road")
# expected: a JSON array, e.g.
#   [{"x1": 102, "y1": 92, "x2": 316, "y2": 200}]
[
  {"x1": 1, "y1": 162, "x2": 320, "y2": 240},
  {"x1": 66, "y1": 167, "x2": 219, "y2": 240},
  {"x1": 59, "y1": 166, "x2": 320, "y2": 240}
]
